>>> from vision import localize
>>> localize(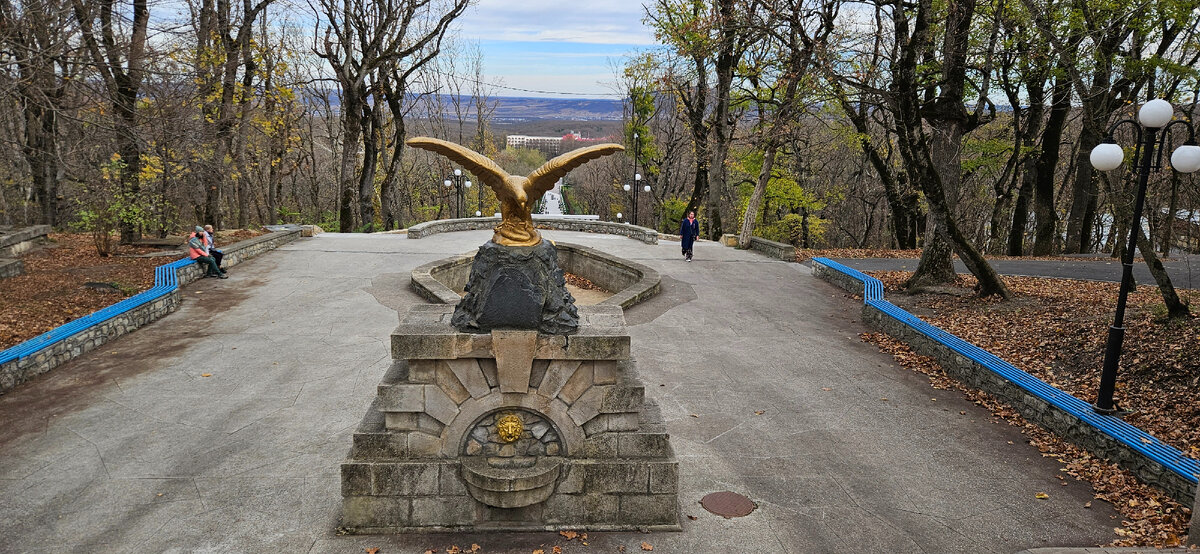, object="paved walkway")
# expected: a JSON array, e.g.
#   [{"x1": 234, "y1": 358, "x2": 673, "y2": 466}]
[
  {"x1": 829, "y1": 255, "x2": 1200, "y2": 289},
  {"x1": 0, "y1": 232, "x2": 1126, "y2": 553}
]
